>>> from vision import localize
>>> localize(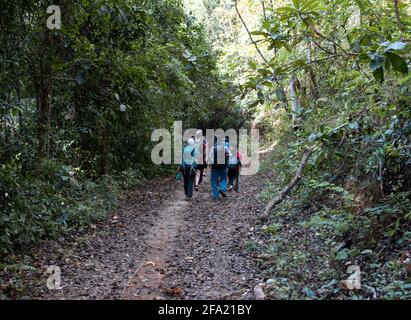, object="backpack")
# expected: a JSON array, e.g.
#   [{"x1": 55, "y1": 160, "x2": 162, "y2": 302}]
[
  {"x1": 228, "y1": 151, "x2": 241, "y2": 170},
  {"x1": 182, "y1": 145, "x2": 196, "y2": 169},
  {"x1": 212, "y1": 145, "x2": 229, "y2": 169},
  {"x1": 202, "y1": 141, "x2": 207, "y2": 164},
  {"x1": 194, "y1": 140, "x2": 206, "y2": 165}
]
